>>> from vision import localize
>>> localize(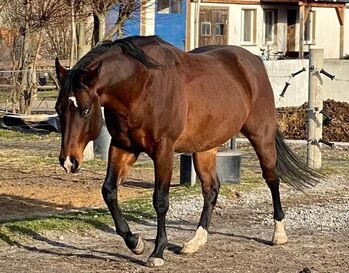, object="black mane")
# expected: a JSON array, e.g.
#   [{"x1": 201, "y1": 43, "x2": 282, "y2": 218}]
[
  {"x1": 60, "y1": 36, "x2": 162, "y2": 96},
  {"x1": 74, "y1": 35, "x2": 161, "y2": 71}
]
